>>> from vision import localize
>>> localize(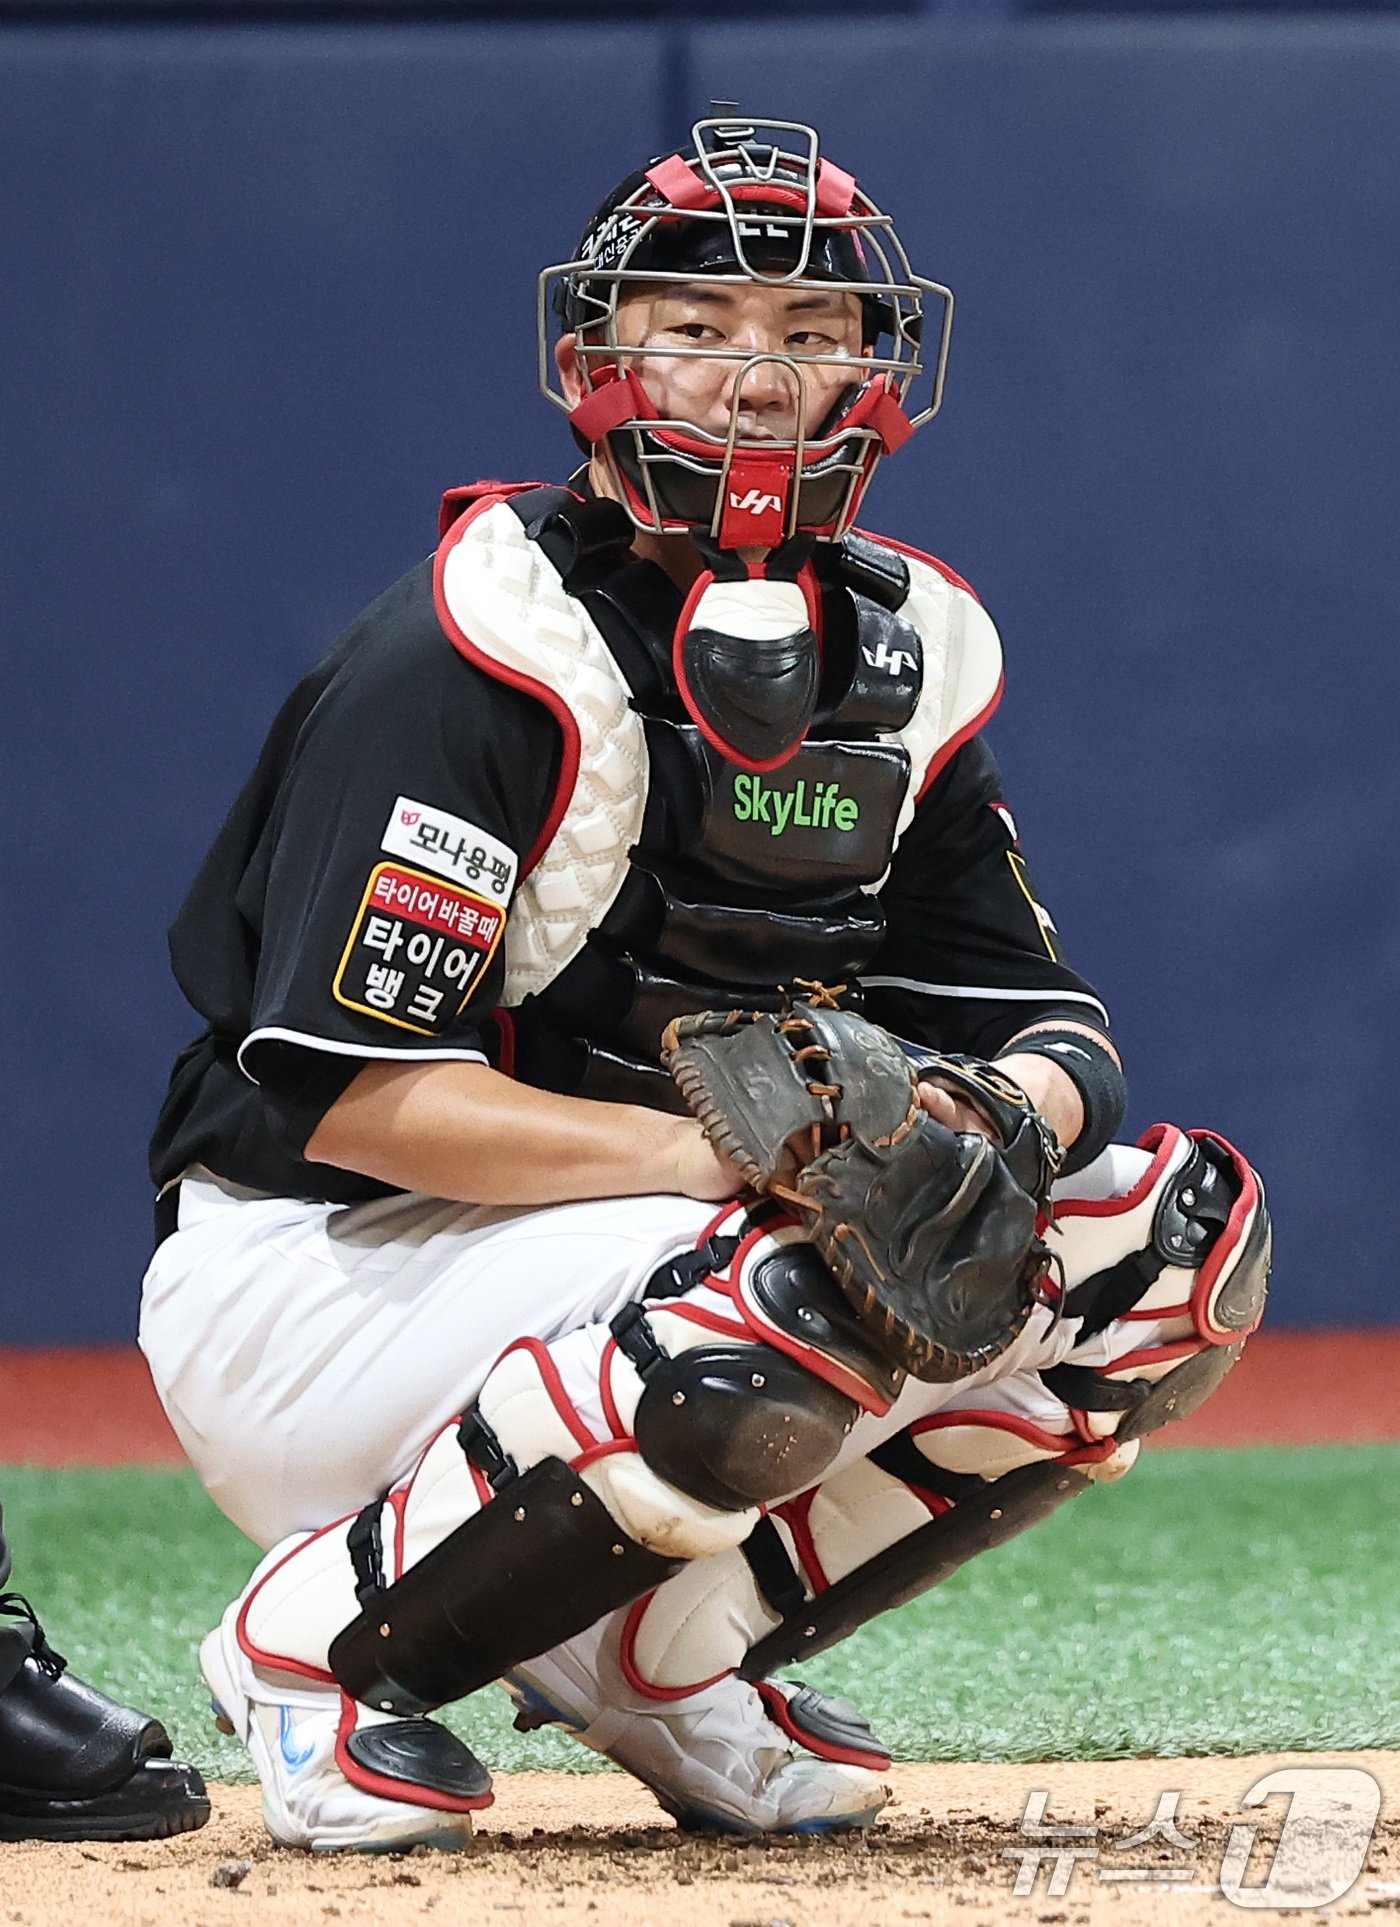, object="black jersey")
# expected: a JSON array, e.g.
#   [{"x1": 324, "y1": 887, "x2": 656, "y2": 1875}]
[
  {"x1": 151, "y1": 557, "x2": 561, "y2": 1202},
  {"x1": 152, "y1": 501, "x2": 1108, "y2": 1205}
]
